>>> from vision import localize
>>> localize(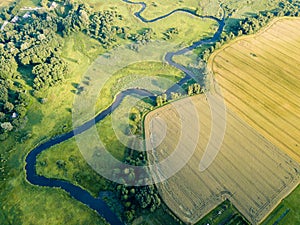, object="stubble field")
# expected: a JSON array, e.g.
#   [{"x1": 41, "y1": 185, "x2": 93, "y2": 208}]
[
  {"x1": 144, "y1": 95, "x2": 299, "y2": 224},
  {"x1": 209, "y1": 18, "x2": 300, "y2": 162},
  {"x1": 145, "y1": 18, "x2": 300, "y2": 224}
]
